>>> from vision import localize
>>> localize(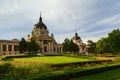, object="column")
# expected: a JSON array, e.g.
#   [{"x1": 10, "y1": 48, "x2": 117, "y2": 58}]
[
  {"x1": 55, "y1": 47, "x2": 57, "y2": 53},
  {"x1": 41, "y1": 41, "x2": 44, "y2": 53},
  {"x1": 61, "y1": 47, "x2": 63, "y2": 53},
  {"x1": 0, "y1": 44, "x2": 3, "y2": 55},
  {"x1": 0, "y1": 45, "x2": 1, "y2": 55},
  {"x1": 6, "y1": 44, "x2": 9, "y2": 54},
  {"x1": 1, "y1": 44, "x2": 3, "y2": 52},
  {"x1": 12, "y1": 45, "x2": 14, "y2": 53},
  {"x1": 0, "y1": 44, "x2": 1, "y2": 52},
  {"x1": 48, "y1": 42, "x2": 50, "y2": 53}
]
